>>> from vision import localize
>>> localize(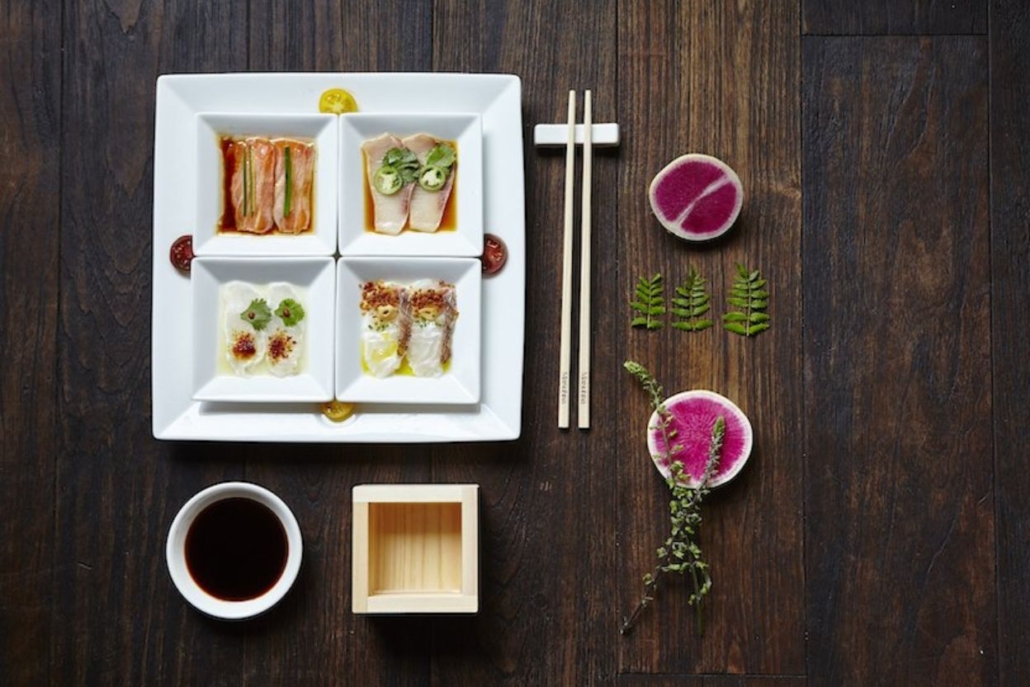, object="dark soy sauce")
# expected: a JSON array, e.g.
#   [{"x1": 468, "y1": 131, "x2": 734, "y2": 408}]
[{"x1": 185, "y1": 498, "x2": 288, "y2": 601}]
